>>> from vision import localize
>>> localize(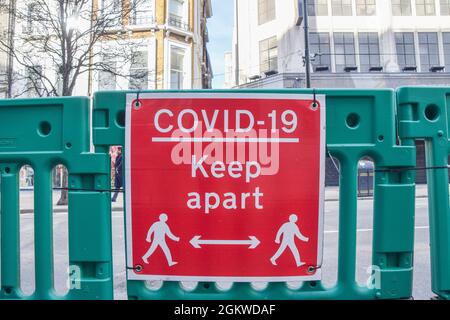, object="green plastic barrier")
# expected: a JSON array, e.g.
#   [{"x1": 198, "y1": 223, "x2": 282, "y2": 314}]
[
  {"x1": 93, "y1": 89, "x2": 416, "y2": 300},
  {"x1": 0, "y1": 97, "x2": 113, "y2": 299},
  {"x1": 397, "y1": 87, "x2": 450, "y2": 300}
]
